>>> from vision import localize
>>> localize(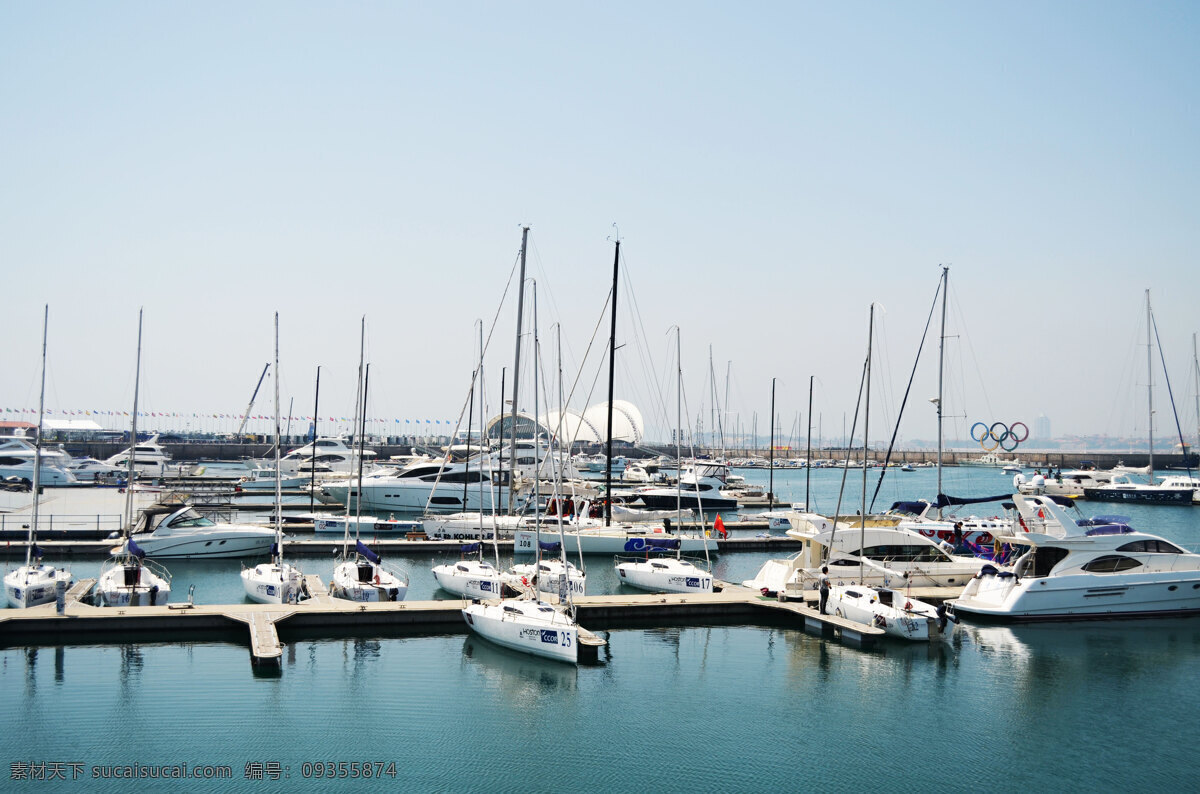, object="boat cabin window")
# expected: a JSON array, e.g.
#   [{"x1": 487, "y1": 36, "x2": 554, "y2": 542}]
[
  {"x1": 438, "y1": 471, "x2": 489, "y2": 484},
  {"x1": 0, "y1": 456, "x2": 26, "y2": 465},
  {"x1": 830, "y1": 558, "x2": 859, "y2": 567},
  {"x1": 860, "y1": 544, "x2": 947, "y2": 563},
  {"x1": 1032, "y1": 546, "x2": 1070, "y2": 577},
  {"x1": 1081, "y1": 555, "x2": 1143, "y2": 573},
  {"x1": 1117, "y1": 539, "x2": 1184, "y2": 554}
]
